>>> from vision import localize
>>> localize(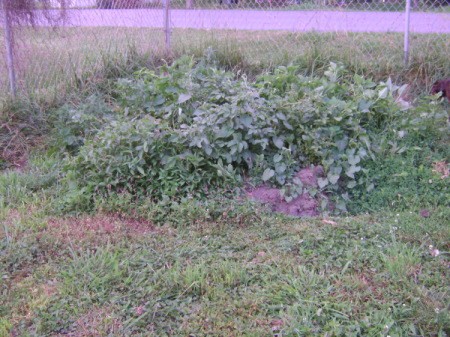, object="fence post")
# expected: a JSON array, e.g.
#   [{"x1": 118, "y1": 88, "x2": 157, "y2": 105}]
[
  {"x1": 404, "y1": 0, "x2": 411, "y2": 66},
  {"x1": 164, "y1": 0, "x2": 171, "y2": 55},
  {"x1": 1, "y1": 0, "x2": 17, "y2": 97}
]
